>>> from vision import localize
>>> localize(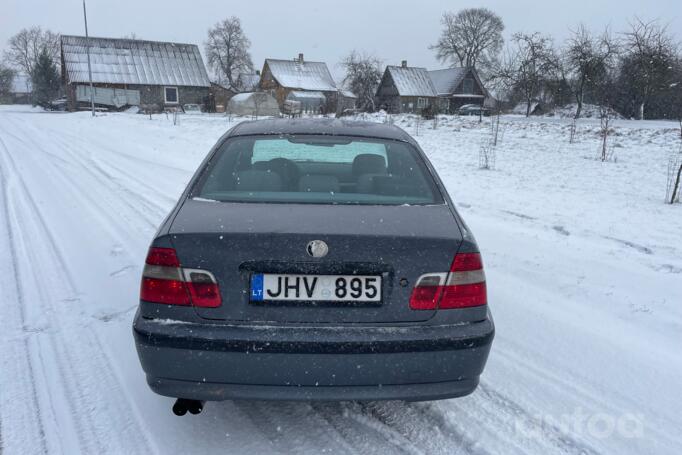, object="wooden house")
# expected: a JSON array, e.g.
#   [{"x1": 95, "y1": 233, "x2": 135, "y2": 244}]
[
  {"x1": 258, "y1": 54, "x2": 338, "y2": 113},
  {"x1": 375, "y1": 61, "x2": 438, "y2": 114},
  {"x1": 428, "y1": 67, "x2": 488, "y2": 114}
]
